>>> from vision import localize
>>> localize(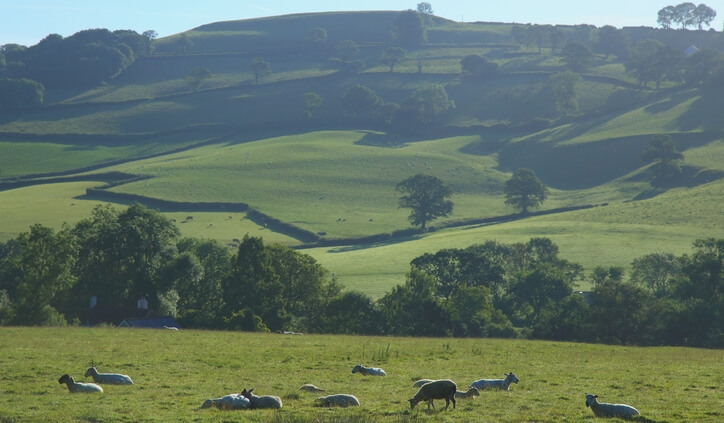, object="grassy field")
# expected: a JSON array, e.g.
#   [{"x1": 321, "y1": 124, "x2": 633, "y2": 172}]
[{"x1": 0, "y1": 327, "x2": 721, "y2": 423}]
